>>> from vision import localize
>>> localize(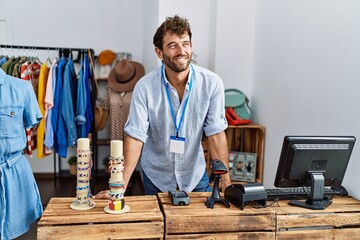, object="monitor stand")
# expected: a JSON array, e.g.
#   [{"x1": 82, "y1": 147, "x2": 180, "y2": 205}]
[{"x1": 289, "y1": 171, "x2": 332, "y2": 210}]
